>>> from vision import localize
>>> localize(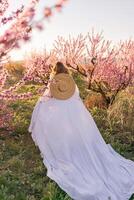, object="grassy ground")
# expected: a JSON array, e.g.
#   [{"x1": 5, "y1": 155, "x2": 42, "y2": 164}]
[{"x1": 0, "y1": 73, "x2": 134, "y2": 200}]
